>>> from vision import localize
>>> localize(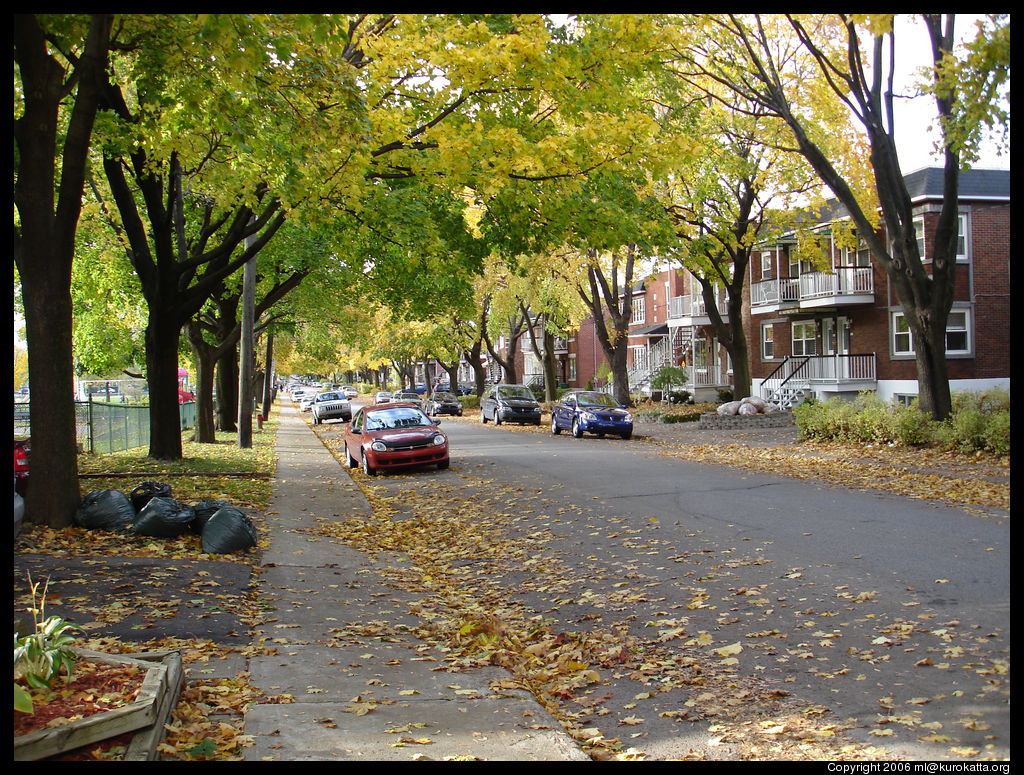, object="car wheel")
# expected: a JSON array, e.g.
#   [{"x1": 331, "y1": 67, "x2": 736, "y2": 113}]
[
  {"x1": 346, "y1": 445, "x2": 358, "y2": 468},
  {"x1": 480, "y1": 408, "x2": 488, "y2": 424},
  {"x1": 572, "y1": 417, "x2": 584, "y2": 438},
  {"x1": 437, "y1": 458, "x2": 450, "y2": 470},
  {"x1": 494, "y1": 411, "x2": 502, "y2": 426},
  {"x1": 551, "y1": 415, "x2": 561, "y2": 435},
  {"x1": 620, "y1": 431, "x2": 632, "y2": 440},
  {"x1": 361, "y1": 452, "x2": 376, "y2": 476}
]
